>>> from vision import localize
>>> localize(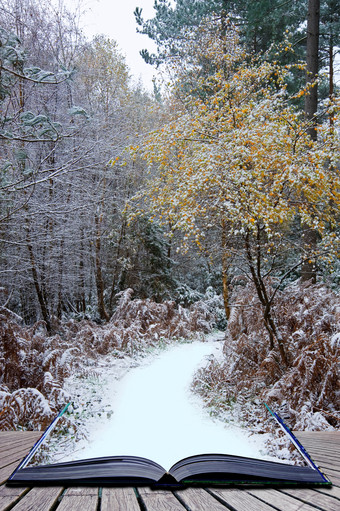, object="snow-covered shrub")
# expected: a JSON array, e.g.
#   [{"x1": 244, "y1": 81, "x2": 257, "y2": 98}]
[
  {"x1": 0, "y1": 315, "x2": 72, "y2": 430},
  {"x1": 188, "y1": 301, "x2": 215, "y2": 333},
  {"x1": 202, "y1": 287, "x2": 227, "y2": 329},
  {"x1": 0, "y1": 288, "x2": 222, "y2": 430},
  {"x1": 174, "y1": 283, "x2": 203, "y2": 306},
  {"x1": 193, "y1": 281, "x2": 339, "y2": 431},
  {"x1": 108, "y1": 288, "x2": 217, "y2": 349},
  {"x1": 0, "y1": 388, "x2": 55, "y2": 430}
]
